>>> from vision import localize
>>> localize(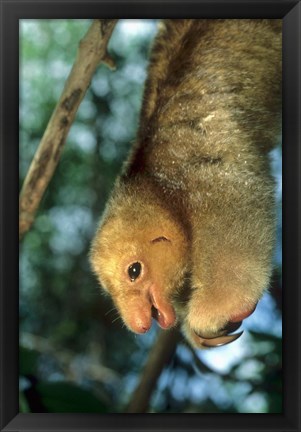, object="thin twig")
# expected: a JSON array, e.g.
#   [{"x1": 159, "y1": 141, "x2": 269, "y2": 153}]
[
  {"x1": 19, "y1": 19, "x2": 118, "y2": 241},
  {"x1": 125, "y1": 328, "x2": 182, "y2": 413}
]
